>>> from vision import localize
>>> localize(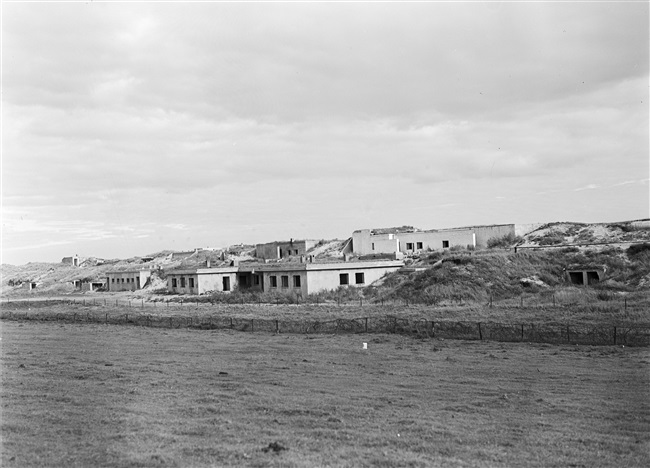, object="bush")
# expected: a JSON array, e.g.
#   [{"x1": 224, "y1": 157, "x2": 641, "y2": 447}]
[
  {"x1": 627, "y1": 243, "x2": 650, "y2": 258},
  {"x1": 487, "y1": 233, "x2": 522, "y2": 249}
]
